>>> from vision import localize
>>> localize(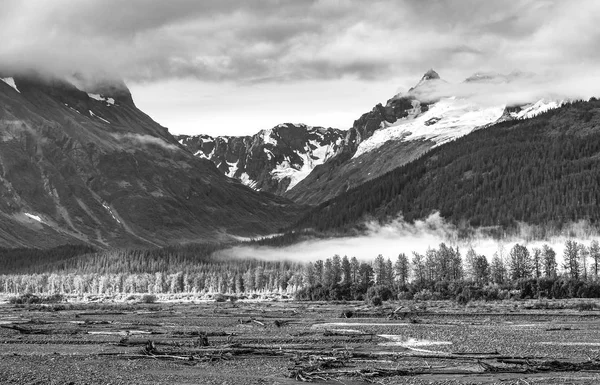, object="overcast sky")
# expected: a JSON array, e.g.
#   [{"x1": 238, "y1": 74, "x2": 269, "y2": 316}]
[{"x1": 1, "y1": 0, "x2": 599, "y2": 136}]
